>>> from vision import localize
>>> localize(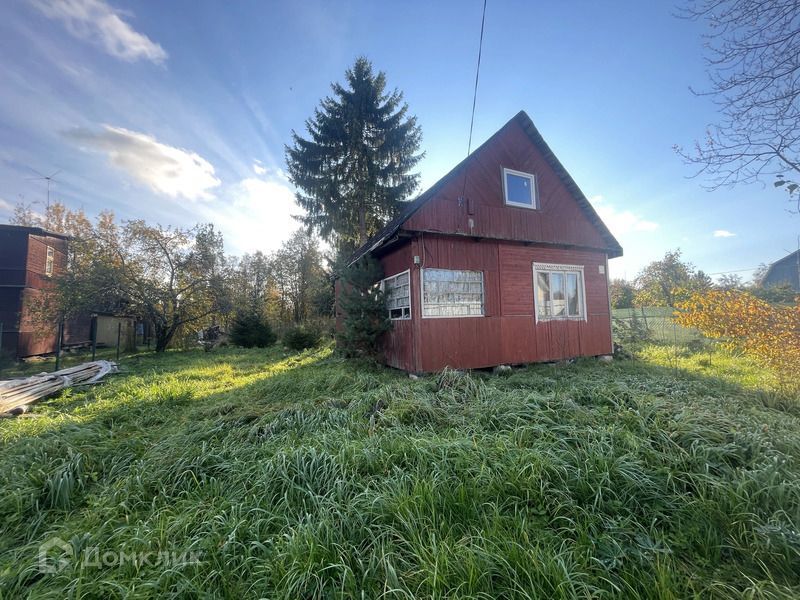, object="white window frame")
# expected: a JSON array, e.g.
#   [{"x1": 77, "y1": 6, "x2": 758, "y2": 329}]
[
  {"x1": 421, "y1": 268, "x2": 485, "y2": 319},
  {"x1": 45, "y1": 246, "x2": 55, "y2": 276},
  {"x1": 532, "y1": 262, "x2": 587, "y2": 322},
  {"x1": 502, "y1": 167, "x2": 538, "y2": 209},
  {"x1": 381, "y1": 269, "x2": 411, "y2": 320}
]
